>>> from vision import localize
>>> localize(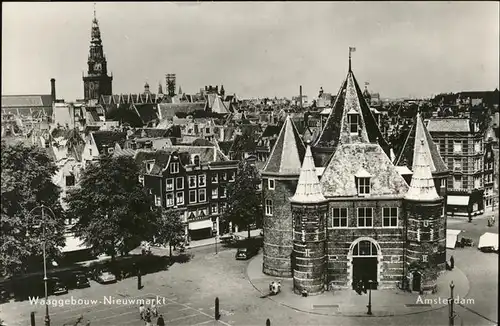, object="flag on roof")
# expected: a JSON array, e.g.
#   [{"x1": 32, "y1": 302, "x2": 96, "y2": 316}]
[{"x1": 349, "y1": 47, "x2": 356, "y2": 53}]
